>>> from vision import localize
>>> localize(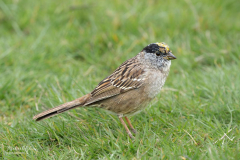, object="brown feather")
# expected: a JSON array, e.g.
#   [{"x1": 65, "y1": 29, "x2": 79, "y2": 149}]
[
  {"x1": 85, "y1": 57, "x2": 146, "y2": 105},
  {"x1": 33, "y1": 94, "x2": 91, "y2": 121},
  {"x1": 33, "y1": 56, "x2": 146, "y2": 120}
]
